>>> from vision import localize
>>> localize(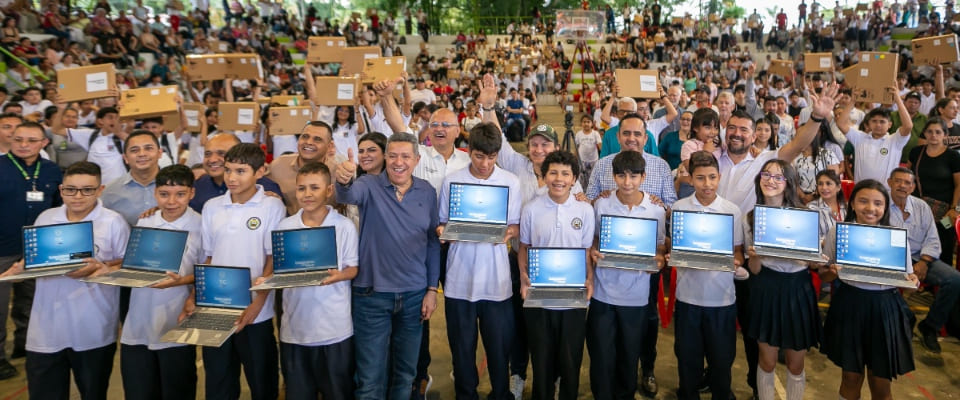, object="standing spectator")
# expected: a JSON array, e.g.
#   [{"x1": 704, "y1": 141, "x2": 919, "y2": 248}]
[
  {"x1": 776, "y1": 9, "x2": 788, "y2": 30},
  {"x1": 907, "y1": 117, "x2": 960, "y2": 266}
]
